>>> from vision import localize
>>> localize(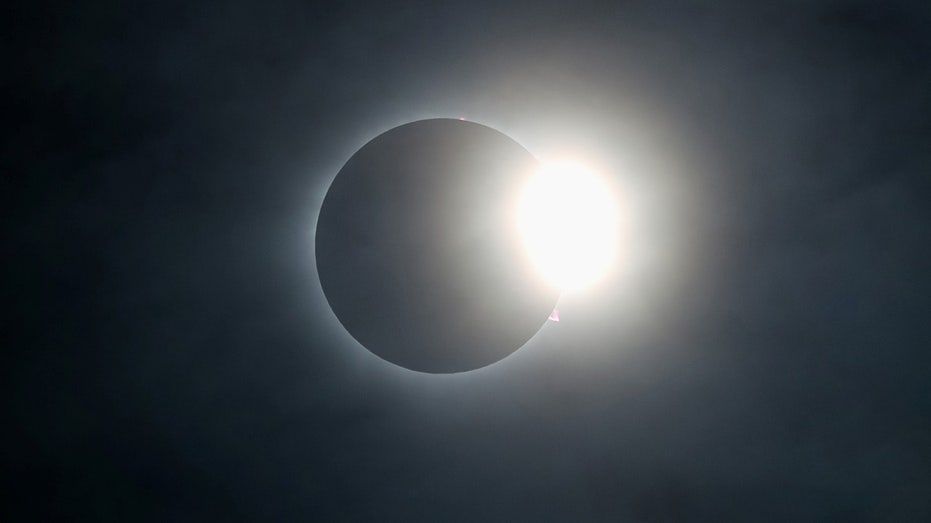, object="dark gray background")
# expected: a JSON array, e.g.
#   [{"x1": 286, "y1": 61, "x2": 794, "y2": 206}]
[{"x1": 5, "y1": 0, "x2": 930, "y2": 520}]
